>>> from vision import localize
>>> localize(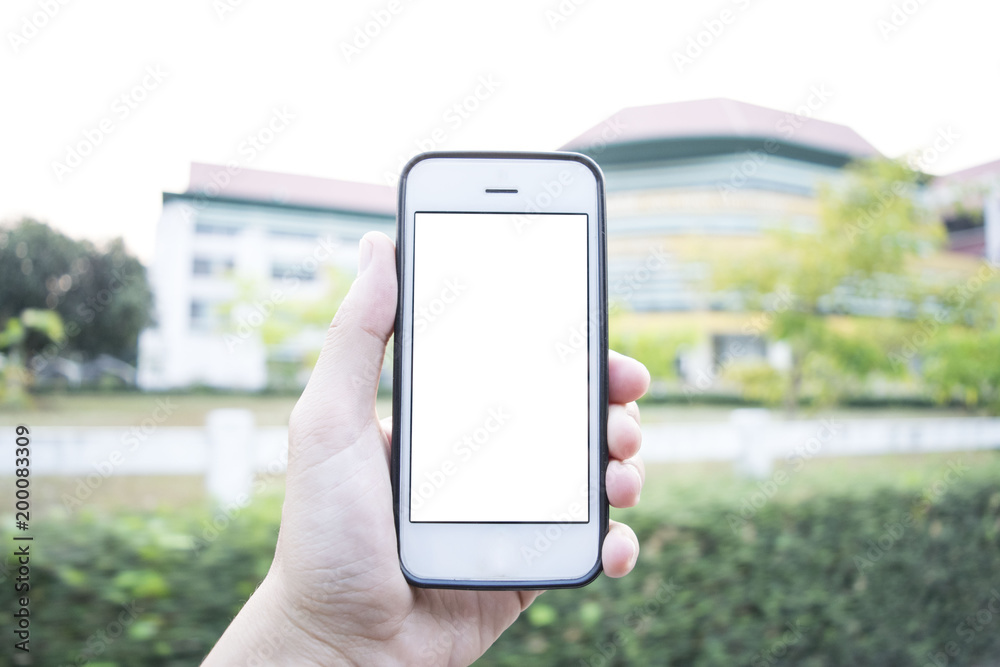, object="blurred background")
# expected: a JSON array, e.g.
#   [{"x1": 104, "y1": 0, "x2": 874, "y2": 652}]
[{"x1": 1, "y1": 0, "x2": 999, "y2": 665}]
